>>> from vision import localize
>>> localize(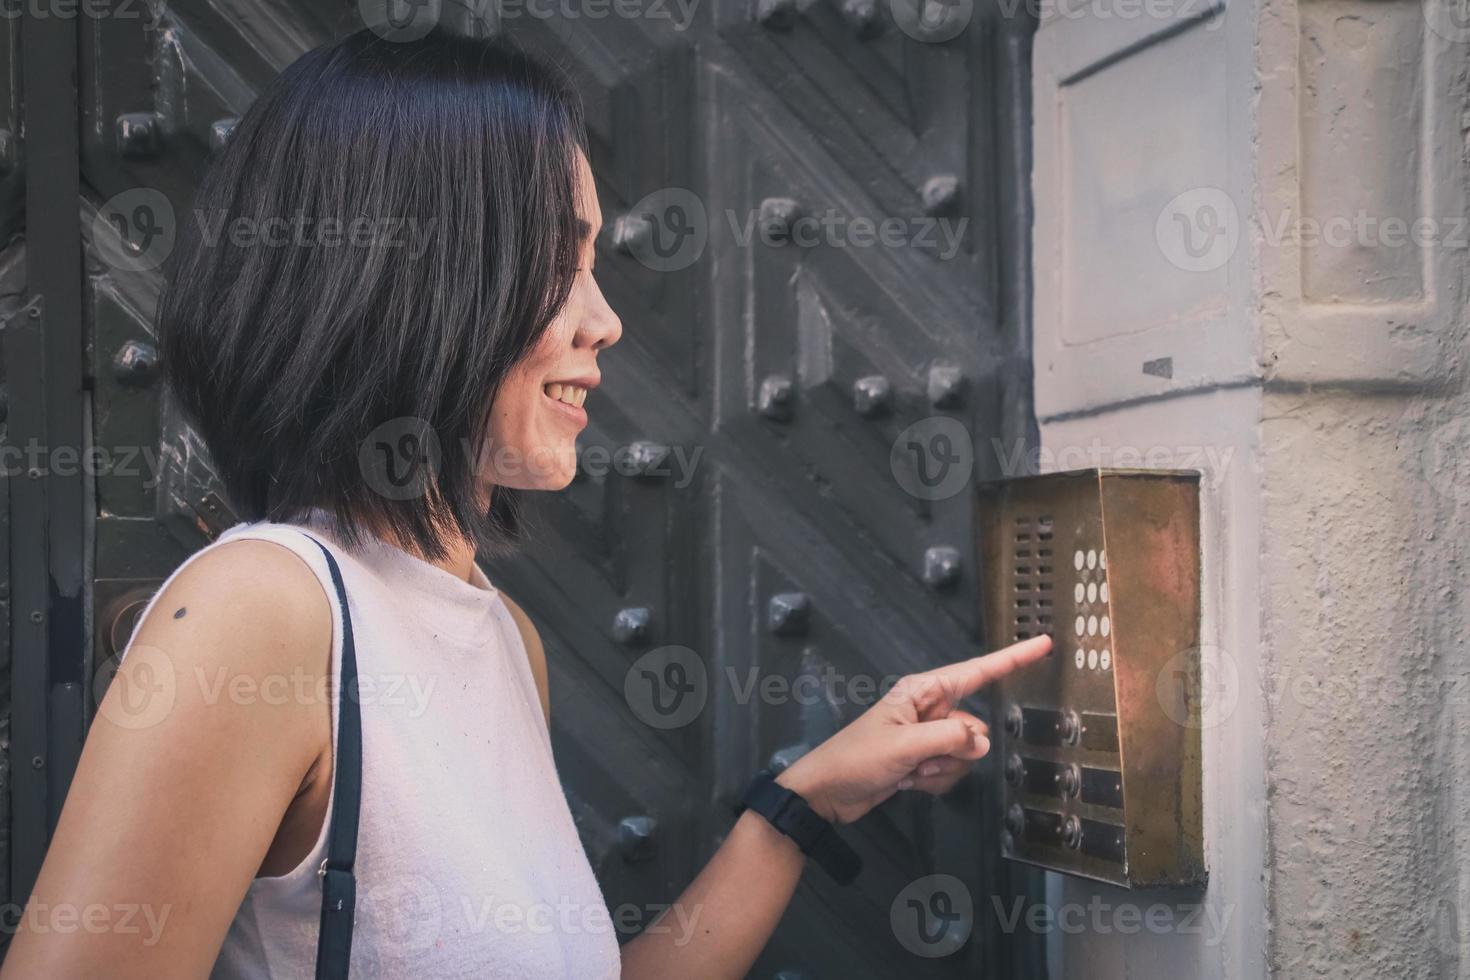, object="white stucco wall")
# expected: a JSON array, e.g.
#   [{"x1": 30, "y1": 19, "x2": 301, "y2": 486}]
[
  {"x1": 1253, "y1": 4, "x2": 1469, "y2": 973},
  {"x1": 1040, "y1": 390, "x2": 1266, "y2": 979},
  {"x1": 1030, "y1": 0, "x2": 1470, "y2": 976}
]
